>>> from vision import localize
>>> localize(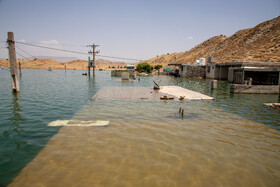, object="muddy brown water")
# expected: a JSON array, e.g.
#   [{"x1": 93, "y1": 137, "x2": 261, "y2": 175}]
[{"x1": 9, "y1": 97, "x2": 280, "y2": 186}]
